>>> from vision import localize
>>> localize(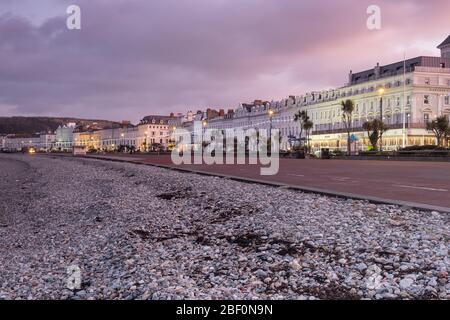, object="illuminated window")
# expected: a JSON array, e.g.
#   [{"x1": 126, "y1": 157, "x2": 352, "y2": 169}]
[{"x1": 424, "y1": 95, "x2": 430, "y2": 104}]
